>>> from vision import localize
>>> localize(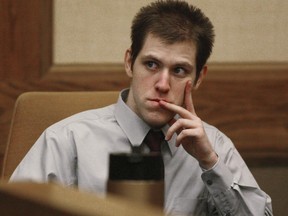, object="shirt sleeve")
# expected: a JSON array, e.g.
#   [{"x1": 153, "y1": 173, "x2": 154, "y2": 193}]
[
  {"x1": 201, "y1": 130, "x2": 273, "y2": 215},
  {"x1": 10, "y1": 128, "x2": 78, "y2": 186}
]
